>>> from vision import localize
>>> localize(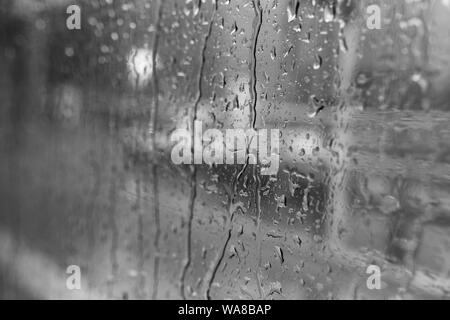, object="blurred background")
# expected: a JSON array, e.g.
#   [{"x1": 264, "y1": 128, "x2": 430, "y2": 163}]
[{"x1": 0, "y1": 0, "x2": 449, "y2": 299}]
